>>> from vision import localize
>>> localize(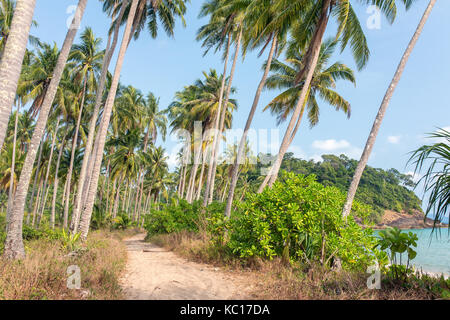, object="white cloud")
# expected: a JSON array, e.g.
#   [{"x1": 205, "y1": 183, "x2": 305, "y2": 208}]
[
  {"x1": 311, "y1": 139, "x2": 363, "y2": 160},
  {"x1": 311, "y1": 139, "x2": 351, "y2": 151},
  {"x1": 387, "y1": 135, "x2": 401, "y2": 144}
]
